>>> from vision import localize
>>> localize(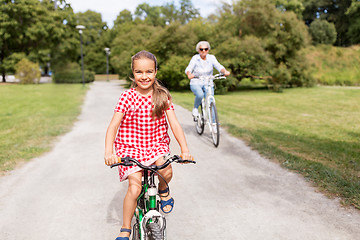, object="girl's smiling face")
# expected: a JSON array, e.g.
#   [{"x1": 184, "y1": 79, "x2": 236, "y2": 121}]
[{"x1": 132, "y1": 58, "x2": 157, "y2": 95}]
